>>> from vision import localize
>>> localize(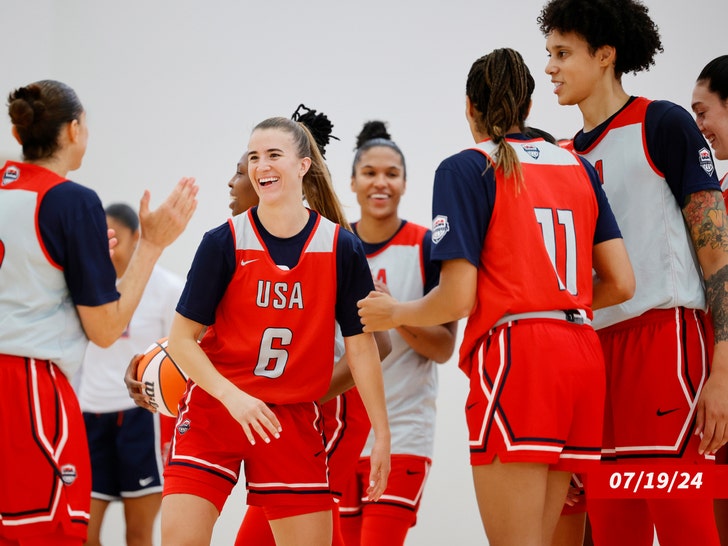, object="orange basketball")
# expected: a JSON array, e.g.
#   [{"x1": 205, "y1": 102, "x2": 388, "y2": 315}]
[{"x1": 136, "y1": 337, "x2": 188, "y2": 418}]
